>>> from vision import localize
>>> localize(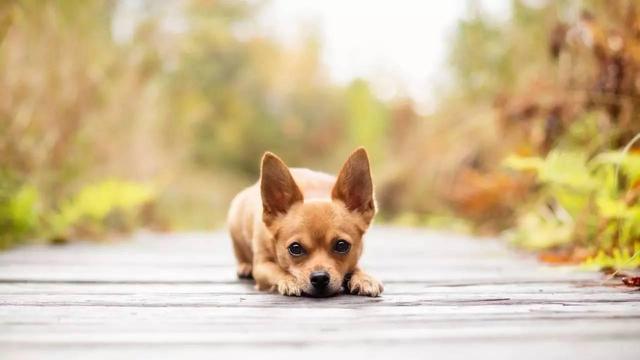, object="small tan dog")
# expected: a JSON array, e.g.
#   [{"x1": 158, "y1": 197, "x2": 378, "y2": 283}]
[{"x1": 227, "y1": 148, "x2": 383, "y2": 297}]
